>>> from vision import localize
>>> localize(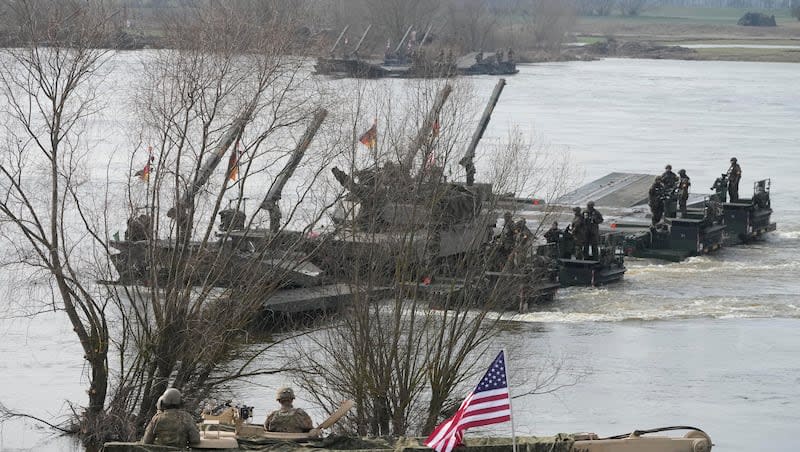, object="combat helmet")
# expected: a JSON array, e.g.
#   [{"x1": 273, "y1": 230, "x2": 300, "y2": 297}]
[
  {"x1": 678, "y1": 169, "x2": 686, "y2": 175},
  {"x1": 730, "y1": 157, "x2": 737, "y2": 163},
  {"x1": 665, "y1": 164, "x2": 672, "y2": 170},
  {"x1": 276, "y1": 386, "x2": 295, "y2": 401},
  {"x1": 157, "y1": 388, "x2": 182, "y2": 410},
  {"x1": 572, "y1": 206, "x2": 581, "y2": 213},
  {"x1": 587, "y1": 200, "x2": 595, "y2": 209}
]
